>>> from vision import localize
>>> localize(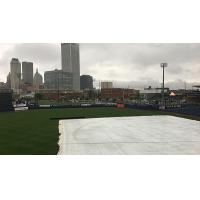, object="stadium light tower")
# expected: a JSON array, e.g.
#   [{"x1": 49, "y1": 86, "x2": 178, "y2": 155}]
[{"x1": 160, "y1": 63, "x2": 168, "y2": 107}]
